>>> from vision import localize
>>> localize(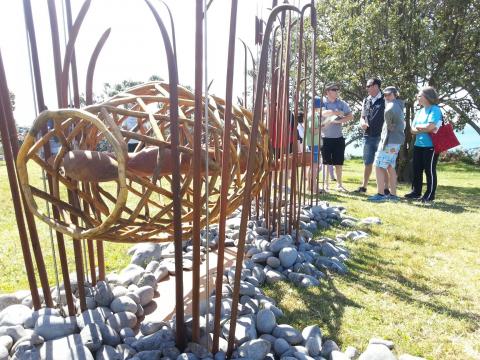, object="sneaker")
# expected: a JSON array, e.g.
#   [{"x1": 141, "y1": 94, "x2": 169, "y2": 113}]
[
  {"x1": 387, "y1": 194, "x2": 400, "y2": 201},
  {"x1": 404, "y1": 192, "x2": 421, "y2": 199},
  {"x1": 421, "y1": 197, "x2": 434, "y2": 205},
  {"x1": 384, "y1": 188, "x2": 391, "y2": 196},
  {"x1": 367, "y1": 193, "x2": 387, "y2": 202},
  {"x1": 335, "y1": 185, "x2": 348, "y2": 193},
  {"x1": 354, "y1": 186, "x2": 367, "y2": 193}
]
